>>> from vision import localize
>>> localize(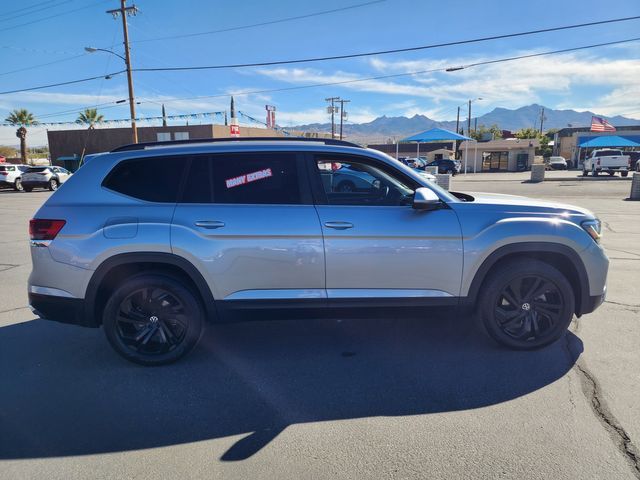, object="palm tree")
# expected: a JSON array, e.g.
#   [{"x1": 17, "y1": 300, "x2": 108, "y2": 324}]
[
  {"x1": 76, "y1": 108, "x2": 104, "y2": 127},
  {"x1": 5, "y1": 109, "x2": 36, "y2": 165}
]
